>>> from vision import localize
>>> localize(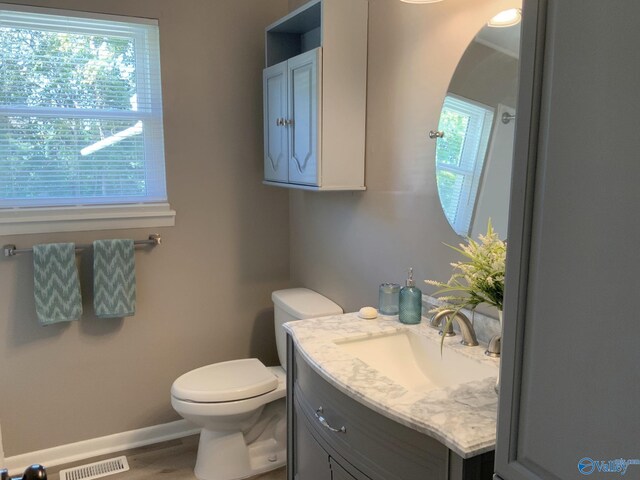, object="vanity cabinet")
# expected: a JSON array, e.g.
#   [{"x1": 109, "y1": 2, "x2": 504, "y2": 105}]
[
  {"x1": 287, "y1": 336, "x2": 495, "y2": 480},
  {"x1": 263, "y1": 0, "x2": 367, "y2": 191},
  {"x1": 295, "y1": 397, "x2": 368, "y2": 480},
  {"x1": 294, "y1": 405, "x2": 332, "y2": 480},
  {"x1": 330, "y1": 459, "x2": 361, "y2": 480}
]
